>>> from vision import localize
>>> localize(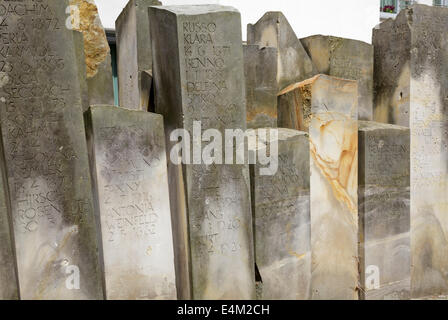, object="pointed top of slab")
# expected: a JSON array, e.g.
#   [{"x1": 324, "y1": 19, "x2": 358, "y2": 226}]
[
  {"x1": 248, "y1": 11, "x2": 296, "y2": 35},
  {"x1": 247, "y1": 11, "x2": 317, "y2": 90}
]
